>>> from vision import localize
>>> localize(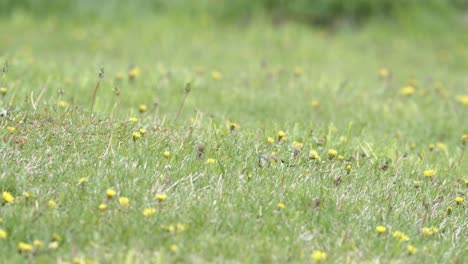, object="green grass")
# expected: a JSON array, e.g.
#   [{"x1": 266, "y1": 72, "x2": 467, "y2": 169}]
[{"x1": 0, "y1": 13, "x2": 467, "y2": 263}]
